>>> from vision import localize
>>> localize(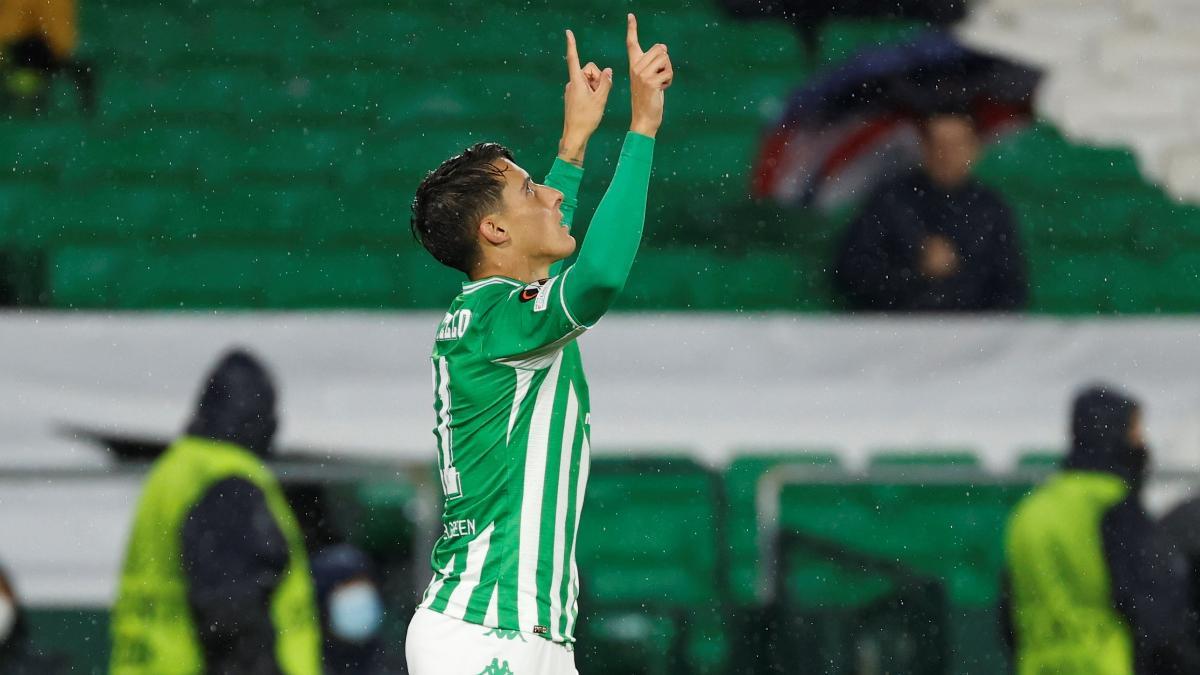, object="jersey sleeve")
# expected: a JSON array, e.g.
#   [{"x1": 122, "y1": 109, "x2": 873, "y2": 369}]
[
  {"x1": 558, "y1": 132, "x2": 654, "y2": 327},
  {"x1": 545, "y1": 157, "x2": 584, "y2": 278},
  {"x1": 479, "y1": 275, "x2": 587, "y2": 364}
]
